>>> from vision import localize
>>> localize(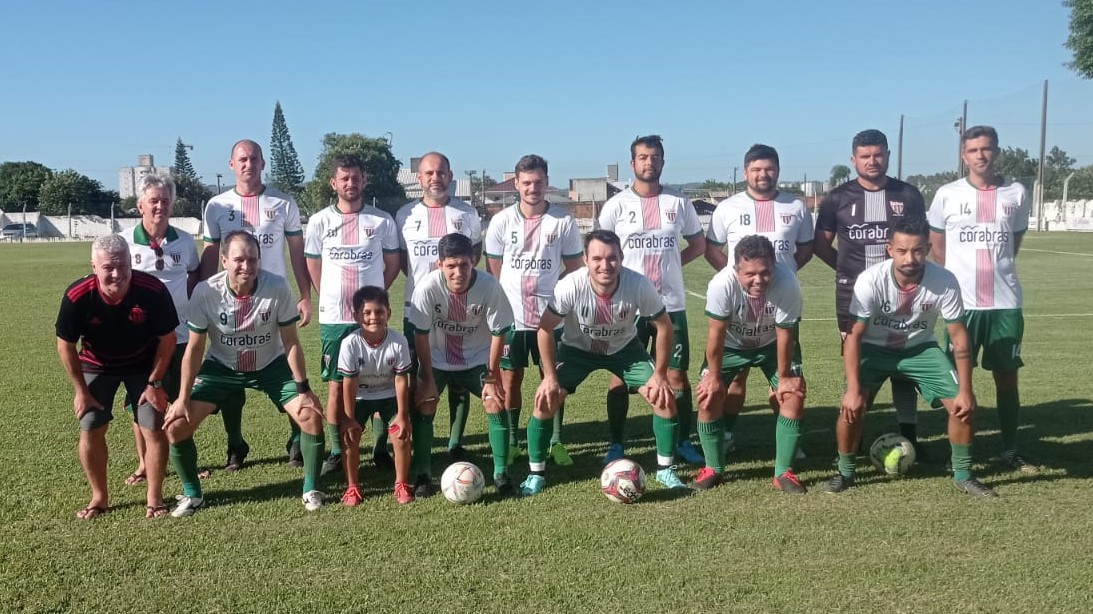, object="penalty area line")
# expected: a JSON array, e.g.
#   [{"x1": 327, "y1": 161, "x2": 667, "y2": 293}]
[{"x1": 1022, "y1": 248, "x2": 1093, "y2": 257}]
